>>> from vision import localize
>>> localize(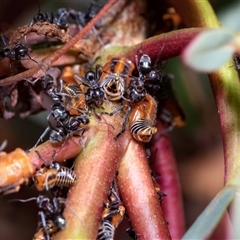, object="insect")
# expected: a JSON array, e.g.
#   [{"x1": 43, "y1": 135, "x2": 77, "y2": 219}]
[
  {"x1": 156, "y1": 74, "x2": 185, "y2": 134},
  {"x1": 150, "y1": 171, "x2": 166, "y2": 203},
  {"x1": 13, "y1": 195, "x2": 65, "y2": 240},
  {"x1": 34, "y1": 104, "x2": 89, "y2": 147},
  {"x1": 61, "y1": 82, "x2": 87, "y2": 115},
  {"x1": 97, "y1": 178, "x2": 125, "y2": 240},
  {"x1": 128, "y1": 94, "x2": 158, "y2": 142},
  {"x1": 31, "y1": 8, "x2": 68, "y2": 30},
  {"x1": 115, "y1": 94, "x2": 157, "y2": 142},
  {"x1": 0, "y1": 148, "x2": 35, "y2": 195},
  {"x1": 33, "y1": 151, "x2": 76, "y2": 191},
  {"x1": 57, "y1": 2, "x2": 102, "y2": 29},
  {"x1": 33, "y1": 73, "x2": 89, "y2": 147},
  {"x1": 33, "y1": 219, "x2": 59, "y2": 240},
  {"x1": 0, "y1": 35, "x2": 33, "y2": 62},
  {"x1": 74, "y1": 70, "x2": 105, "y2": 109},
  {"x1": 126, "y1": 226, "x2": 138, "y2": 240},
  {"x1": 113, "y1": 52, "x2": 161, "y2": 141},
  {"x1": 40, "y1": 74, "x2": 63, "y2": 103},
  {"x1": 98, "y1": 56, "x2": 135, "y2": 101},
  {"x1": 135, "y1": 52, "x2": 162, "y2": 83},
  {"x1": 51, "y1": 115, "x2": 88, "y2": 143}
]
